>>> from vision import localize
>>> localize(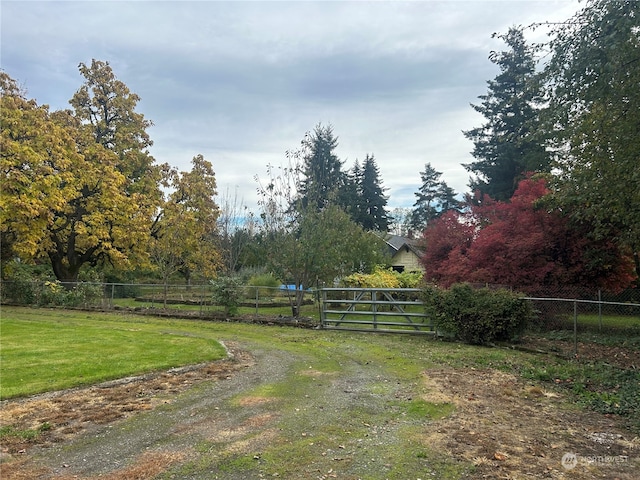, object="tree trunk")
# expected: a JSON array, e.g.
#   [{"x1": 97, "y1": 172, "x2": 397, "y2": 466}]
[
  {"x1": 293, "y1": 284, "x2": 305, "y2": 318},
  {"x1": 48, "y1": 252, "x2": 81, "y2": 289}
]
